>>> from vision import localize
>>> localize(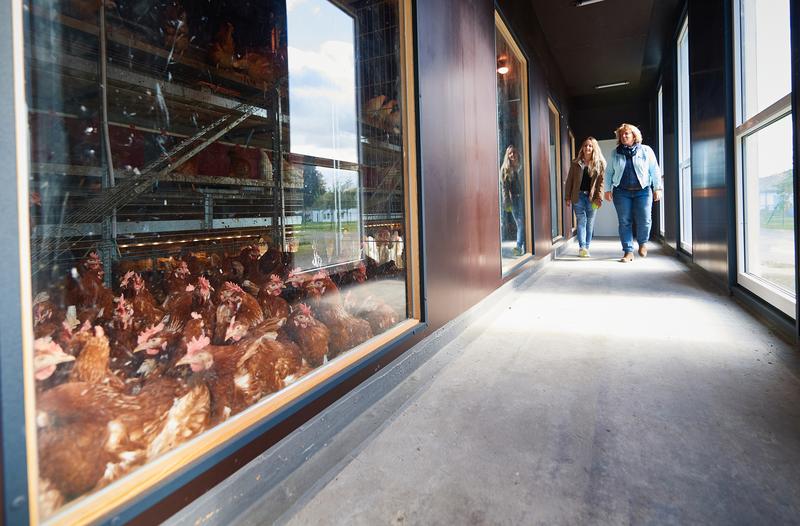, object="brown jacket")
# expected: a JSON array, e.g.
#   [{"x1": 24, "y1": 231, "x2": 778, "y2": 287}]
[{"x1": 564, "y1": 160, "x2": 605, "y2": 205}]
